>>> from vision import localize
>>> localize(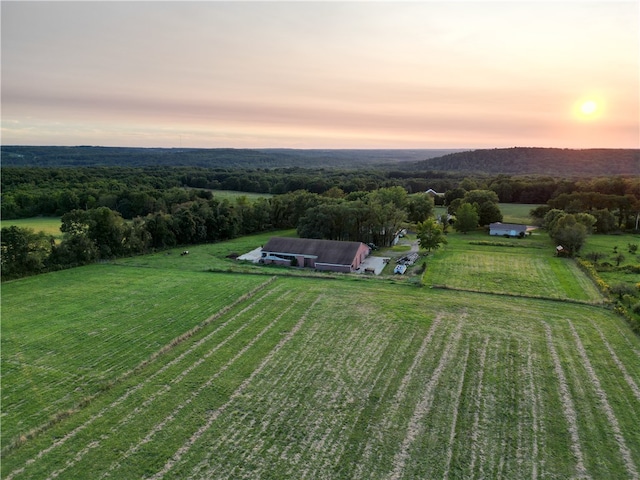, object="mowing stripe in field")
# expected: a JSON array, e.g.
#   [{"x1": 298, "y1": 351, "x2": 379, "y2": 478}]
[
  {"x1": 325, "y1": 329, "x2": 414, "y2": 479},
  {"x1": 568, "y1": 321, "x2": 639, "y2": 480},
  {"x1": 4, "y1": 278, "x2": 281, "y2": 480},
  {"x1": 525, "y1": 342, "x2": 540, "y2": 480},
  {"x1": 468, "y1": 335, "x2": 490, "y2": 478},
  {"x1": 387, "y1": 314, "x2": 465, "y2": 480},
  {"x1": 612, "y1": 322, "x2": 640, "y2": 361},
  {"x1": 95, "y1": 287, "x2": 293, "y2": 477},
  {"x1": 442, "y1": 340, "x2": 471, "y2": 480},
  {"x1": 183, "y1": 299, "x2": 422, "y2": 480},
  {"x1": 2, "y1": 271, "x2": 276, "y2": 448},
  {"x1": 185, "y1": 309, "x2": 331, "y2": 479},
  {"x1": 349, "y1": 331, "x2": 421, "y2": 480},
  {"x1": 355, "y1": 313, "x2": 443, "y2": 477},
  {"x1": 295, "y1": 315, "x2": 398, "y2": 479},
  {"x1": 102, "y1": 291, "x2": 304, "y2": 479},
  {"x1": 543, "y1": 322, "x2": 589, "y2": 479},
  {"x1": 146, "y1": 294, "x2": 323, "y2": 480},
  {"x1": 591, "y1": 321, "x2": 640, "y2": 402},
  {"x1": 480, "y1": 334, "x2": 515, "y2": 479},
  {"x1": 292, "y1": 320, "x2": 393, "y2": 478}
]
